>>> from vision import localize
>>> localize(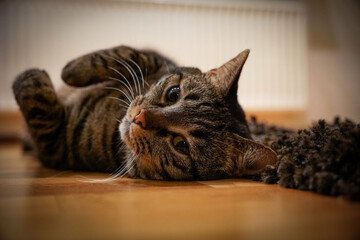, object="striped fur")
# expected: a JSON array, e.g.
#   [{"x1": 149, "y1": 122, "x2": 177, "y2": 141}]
[{"x1": 13, "y1": 46, "x2": 277, "y2": 180}]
